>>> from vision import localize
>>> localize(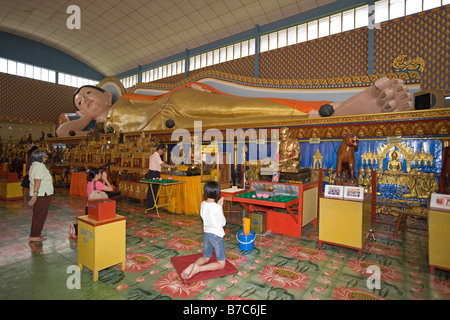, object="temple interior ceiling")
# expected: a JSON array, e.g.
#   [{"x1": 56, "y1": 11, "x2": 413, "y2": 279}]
[{"x1": 0, "y1": 0, "x2": 337, "y2": 76}]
